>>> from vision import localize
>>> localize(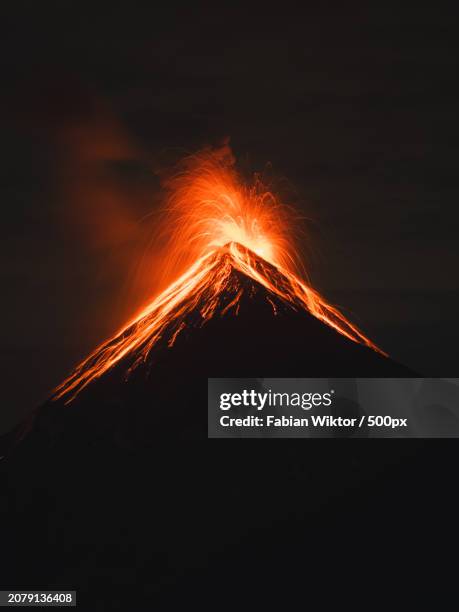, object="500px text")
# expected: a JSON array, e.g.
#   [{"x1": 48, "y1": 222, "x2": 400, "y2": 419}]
[{"x1": 220, "y1": 415, "x2": 408, "y2": 428}]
